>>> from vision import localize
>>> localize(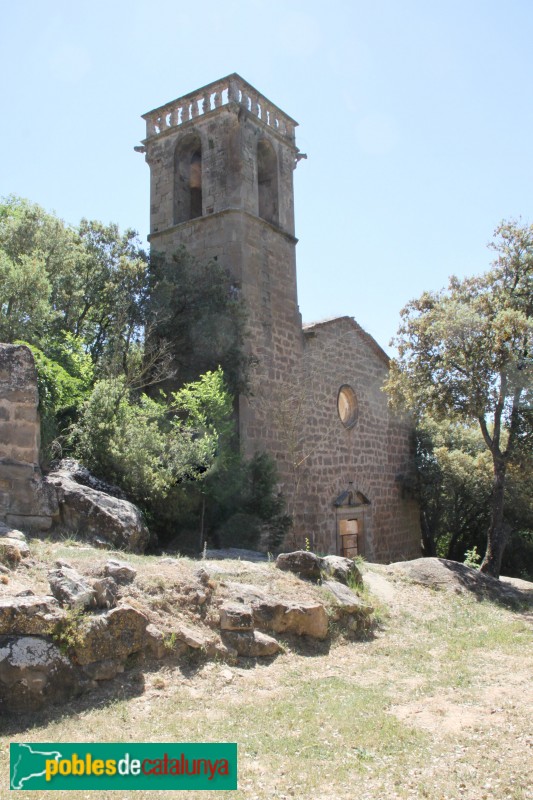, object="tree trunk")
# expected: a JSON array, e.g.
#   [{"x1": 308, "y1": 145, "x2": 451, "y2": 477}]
[
  {"x1": 479, "y1": 456, "x2": 508, "y2": 578},
  {"x1": 420, "y1": 511, "x2": 436, "y2": 557}
]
